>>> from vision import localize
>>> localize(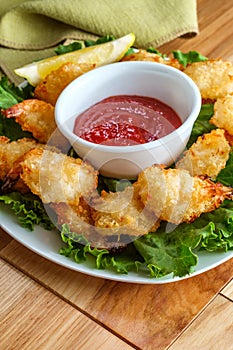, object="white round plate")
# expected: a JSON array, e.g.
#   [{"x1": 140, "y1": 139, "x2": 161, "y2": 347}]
[{"x1": 1, "y1": 202, "x2": 232, "y2": 284}]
